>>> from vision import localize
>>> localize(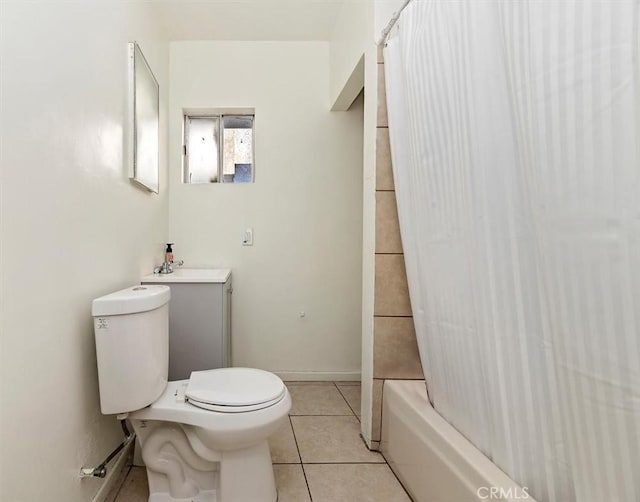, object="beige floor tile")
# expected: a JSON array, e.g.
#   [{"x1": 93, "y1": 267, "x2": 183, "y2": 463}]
[
  {"x1": 337, "y1": 383, "x2": 361, "y2": 417},
  {"x1": 269, "y1": 418, "x2": 300, "y2": 463},
  {"x1": 114, "y1": 467, "x2": 148, "y2": 502},
  {"x1": 305, "y1": 464, "x2": 411, "y2": 502},
  {"x1": 291, "y1": 416, "x2": 384, "y2": 463},
  {"x1": 105, "y1": 459, "x2": 134, "y2": 502},
  {"x1": 273, "y1": 464, "x2": 311, "y2": 502},
  {"x1": 288, "y1": 384, "x2": 353, "y2": 416},
  {"x1": 333, "y1": 380, "x2": 360, "y2": 386}
]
